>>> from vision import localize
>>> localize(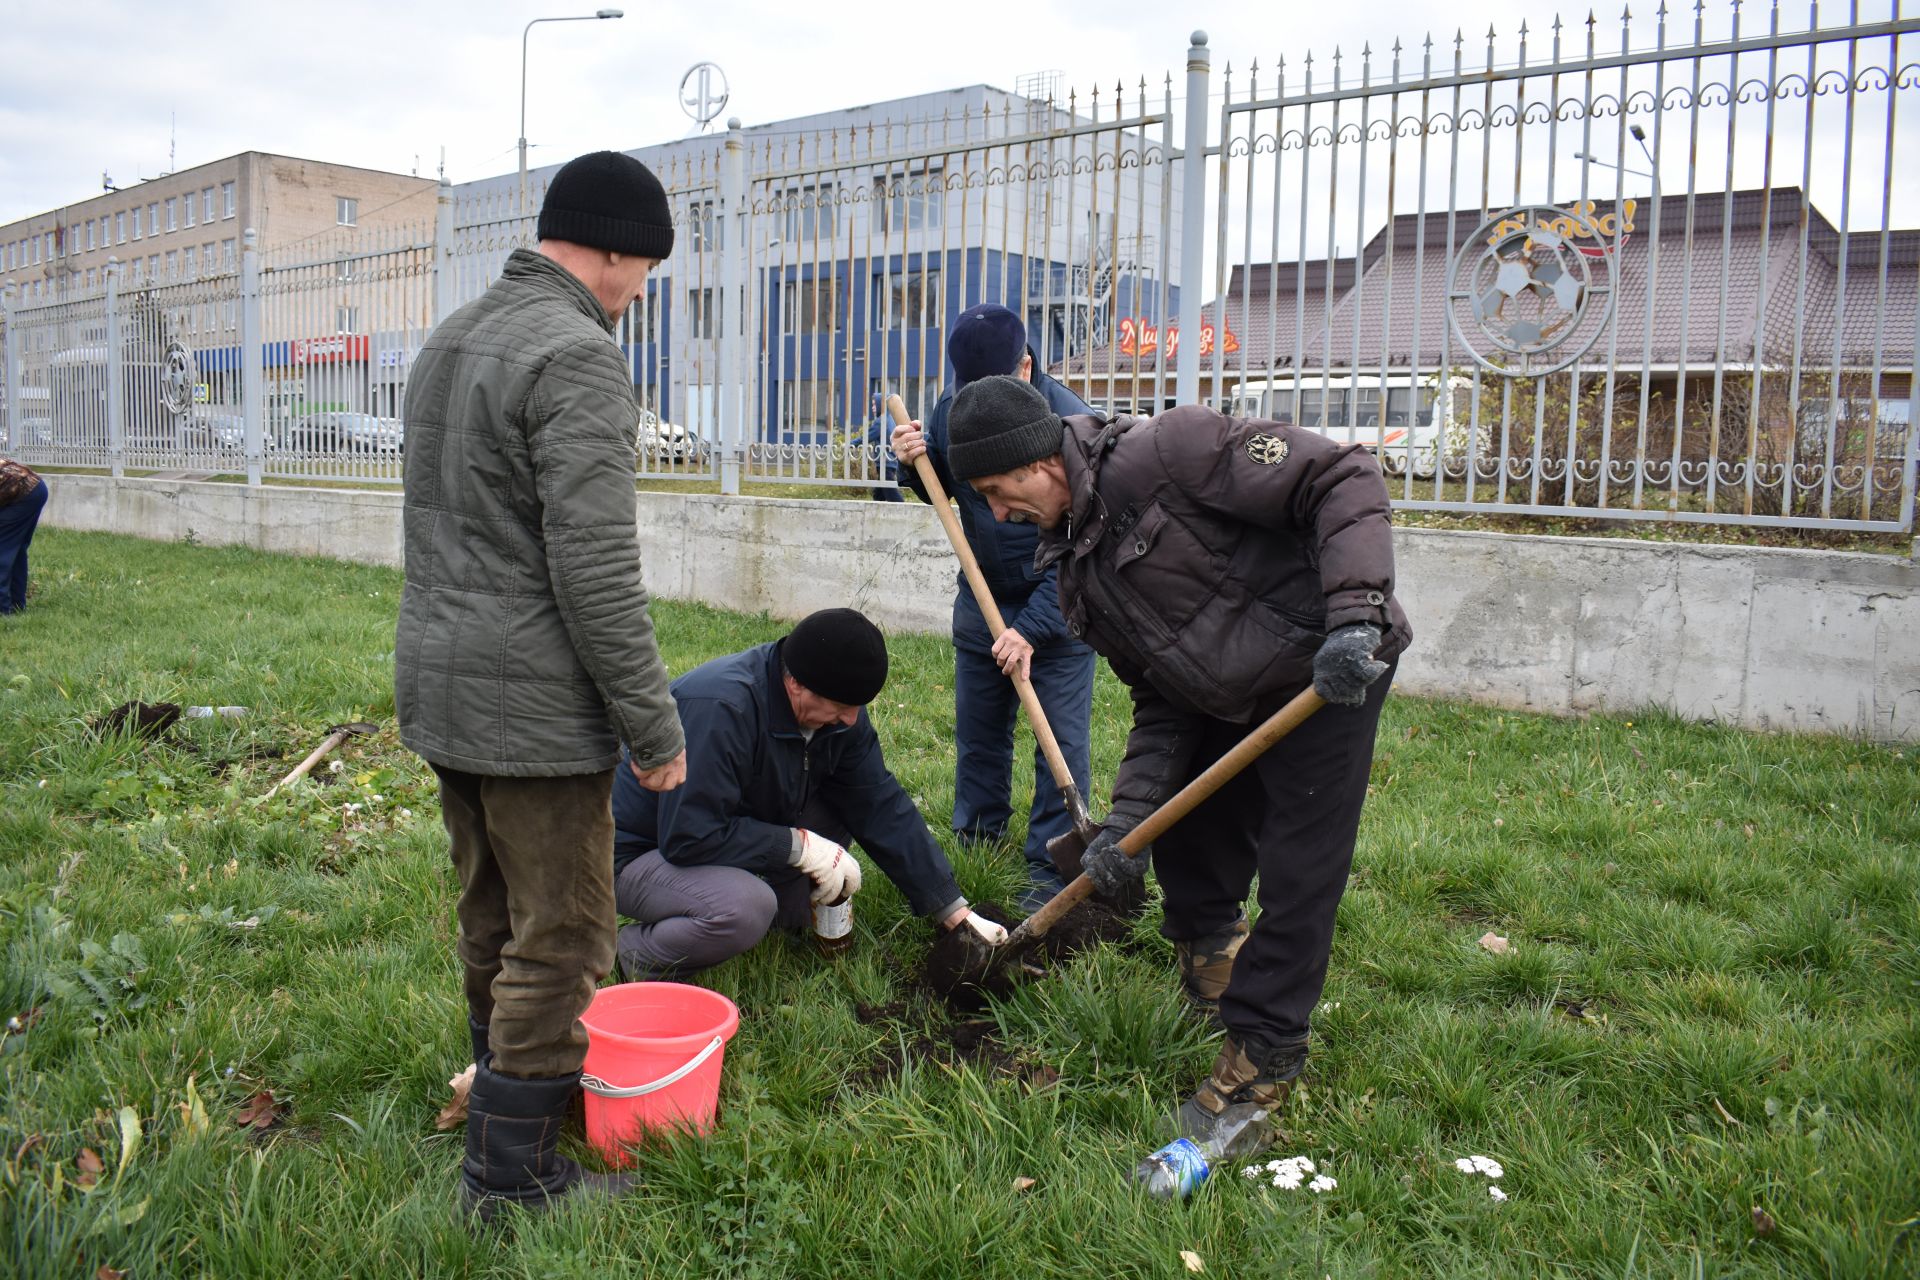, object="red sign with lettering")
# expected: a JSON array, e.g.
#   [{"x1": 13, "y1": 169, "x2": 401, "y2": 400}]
[
  {"x1": 1117, "y1": 317, "x2": 1239, "y2": 360},
  {"x1": 290, "y1": 335, "x2": 369, "y2": 365}
]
